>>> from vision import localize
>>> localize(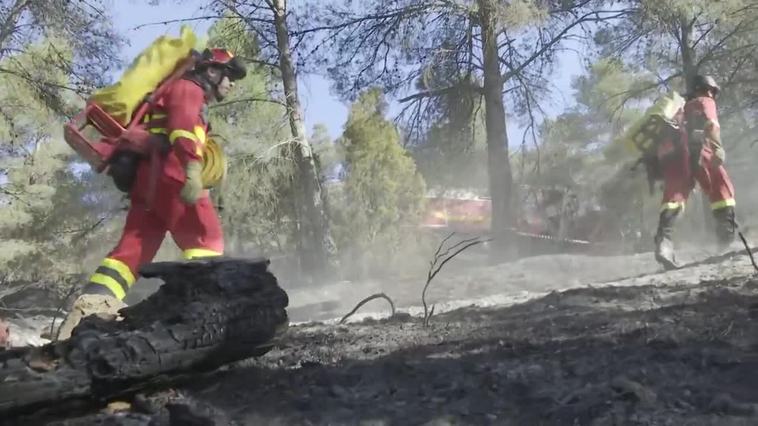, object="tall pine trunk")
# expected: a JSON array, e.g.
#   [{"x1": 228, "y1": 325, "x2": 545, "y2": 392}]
[
  {"x1": 272, "y1": 0, "x2": 333, "y2": 278},
  {"x1": 478, "y1": 0, "x2": 514, "y2": 258}
]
